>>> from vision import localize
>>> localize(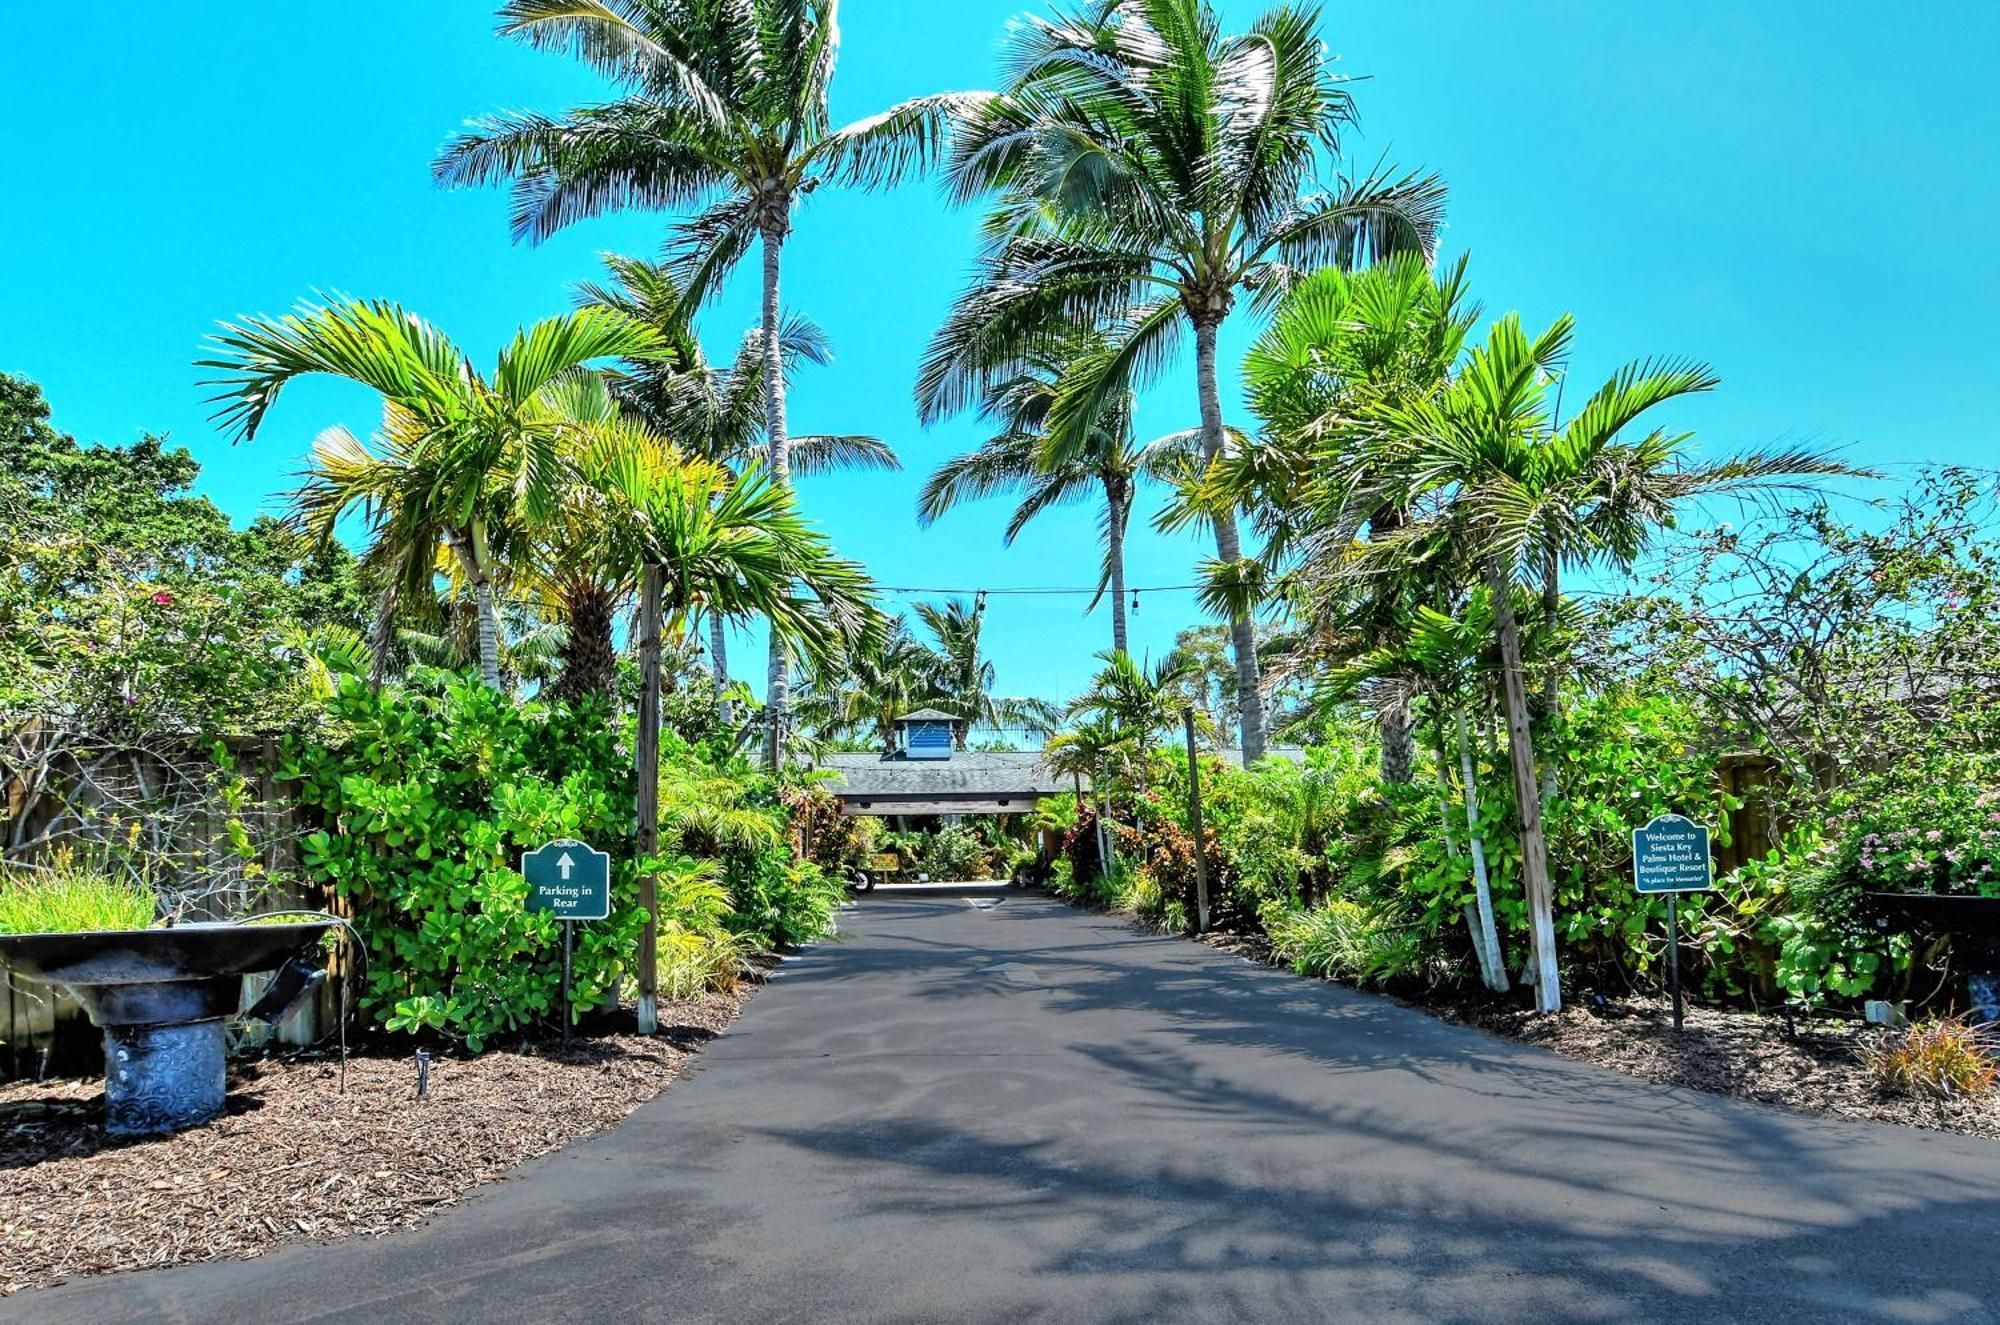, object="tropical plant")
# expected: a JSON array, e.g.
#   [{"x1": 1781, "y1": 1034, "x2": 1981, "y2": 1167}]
[
  {"x1": 913, "y1": 598, "x2": 1061, "y2": 747},
  {"x1": 918, "y1": 343, "x2": 1194, "y2": 653},
  {"x1": 1349, "y1": 313, "x2": 1849, "y2": 1010},
  {"x1": 199, "y1": 299, "x2": 660, "y2": 690},
  {"x1": 921, "y1": 0, "x2": 1447, "y2": 763},
  {"x1": 1066, "y1": 649, "x2": 1199, "y2": 750},
  {"x1": 438, "y1": 0, "x2": 965, "y2": 765},
  {"x1": 577, "y1": 254, "x2": 900, "y2": 704}
]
